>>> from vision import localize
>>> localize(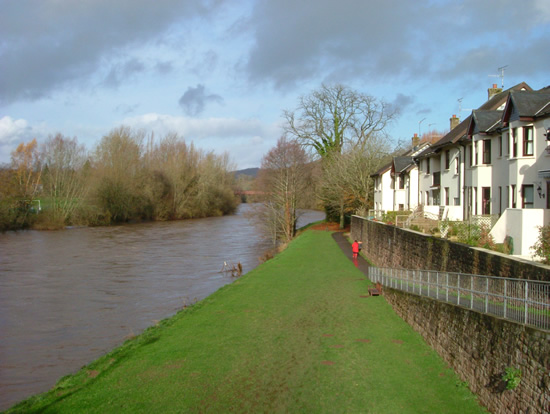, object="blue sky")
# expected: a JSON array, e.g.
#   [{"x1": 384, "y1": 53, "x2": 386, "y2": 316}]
[{"x1": 1, "y1": 0, "x2": 549, "y2": 169}]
